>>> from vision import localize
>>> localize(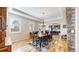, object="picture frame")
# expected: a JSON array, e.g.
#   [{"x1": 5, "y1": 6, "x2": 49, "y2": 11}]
[
  {"x1": 54, "y1": 25, "x2": 60, "y2": 29},
  {"x1": 63, "y1": 25, "x2": 66, "y2": 28},
  {"x1": 10, "y1": 19, "x2": 21, "y2": 33}
]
